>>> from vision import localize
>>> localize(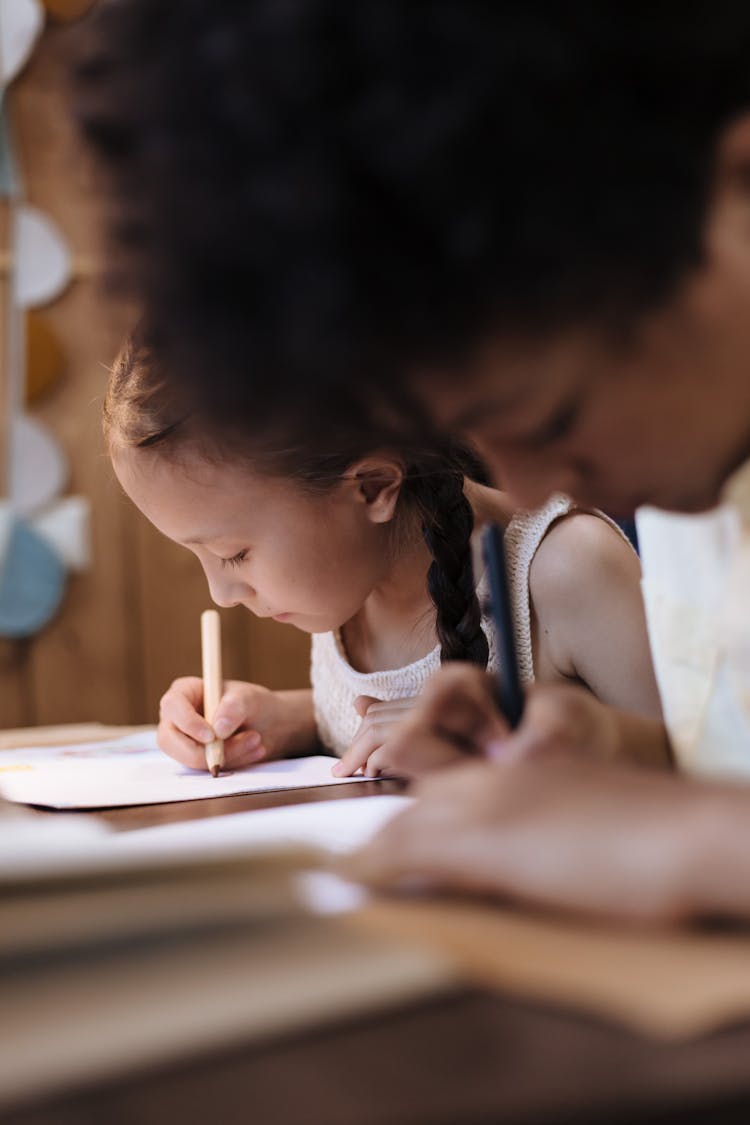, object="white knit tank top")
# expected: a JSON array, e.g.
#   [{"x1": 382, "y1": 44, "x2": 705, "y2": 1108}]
[{"x1": 311, "y1": 493, "x2": 577, "y2": 757}]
